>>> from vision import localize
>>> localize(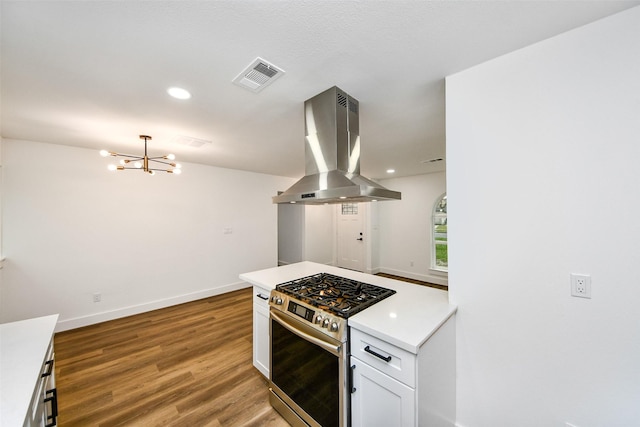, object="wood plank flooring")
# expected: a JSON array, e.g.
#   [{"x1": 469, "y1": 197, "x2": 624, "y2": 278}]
[
  {"x1": 54, "y1": 288, "x2": 289, "y2": 427},
  {"x1": 375, "y1": 272, "x2": 448, "y2": 291}
]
